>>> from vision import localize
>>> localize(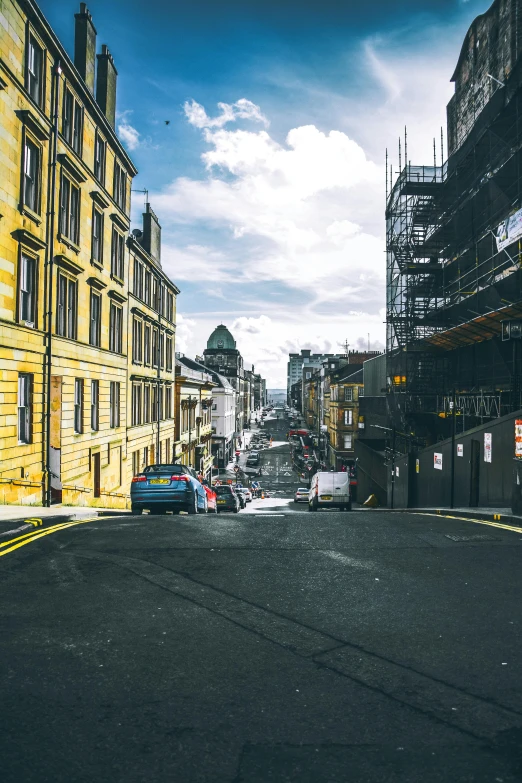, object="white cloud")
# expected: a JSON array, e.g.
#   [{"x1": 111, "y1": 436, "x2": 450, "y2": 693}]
[
  {"x1": 232, "y1": 315, "x2": 272, "y2": 334},
  {"x1": 118, "y1": 120, "x2": 141, "y2": 150},
  {"x1": 184, "y1": 98, "x2": 269, "y2": 129},
  {"x1": 175, "y1": 313, "x2": 196, "y2": 355}
]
